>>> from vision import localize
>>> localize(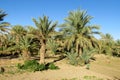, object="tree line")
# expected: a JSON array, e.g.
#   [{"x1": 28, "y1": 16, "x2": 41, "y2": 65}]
[{"x1": 0, "y1": 9, "x2": 120, "y2": 65}]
